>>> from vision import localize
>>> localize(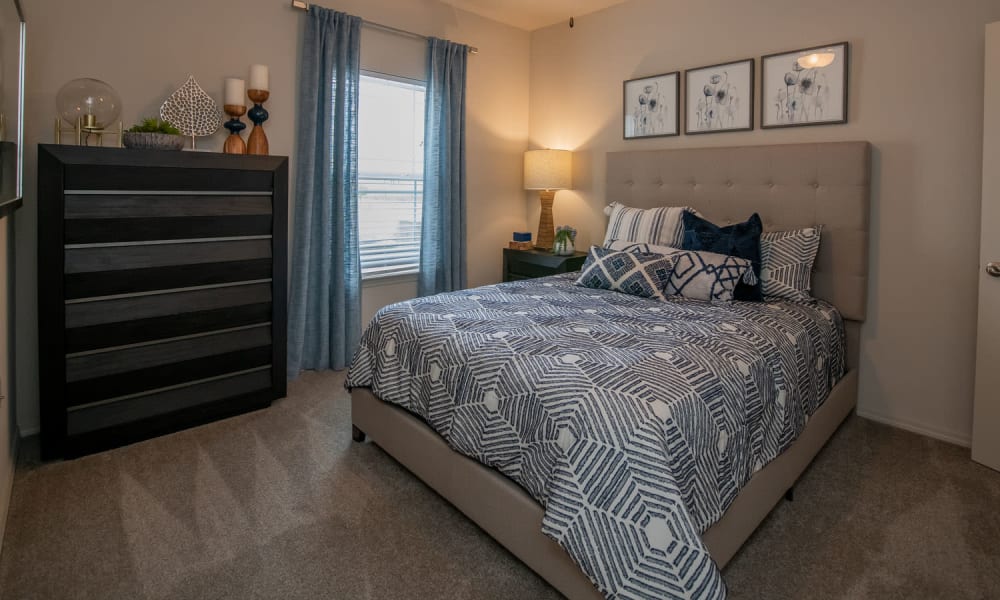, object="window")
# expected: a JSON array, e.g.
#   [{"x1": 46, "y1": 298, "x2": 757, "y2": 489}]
[{"x1": 358, "y1": 73, "x2": 426, "y2": 279}]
